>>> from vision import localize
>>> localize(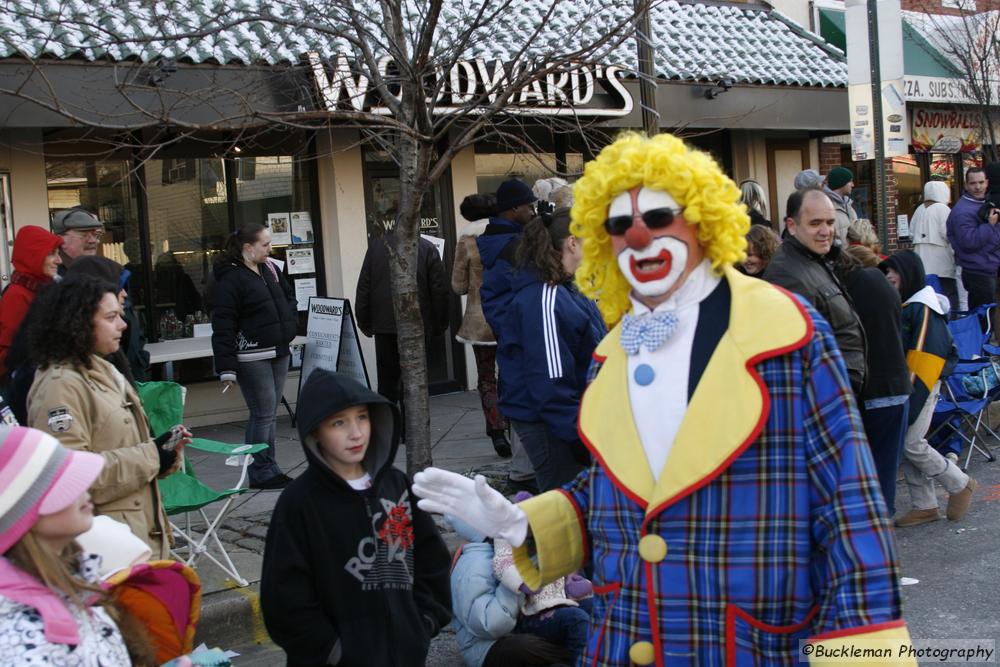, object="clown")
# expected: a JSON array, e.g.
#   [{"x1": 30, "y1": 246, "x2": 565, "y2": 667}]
[{"x1": 415, "y1": 134, "x2": 913, "y2": 666}]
